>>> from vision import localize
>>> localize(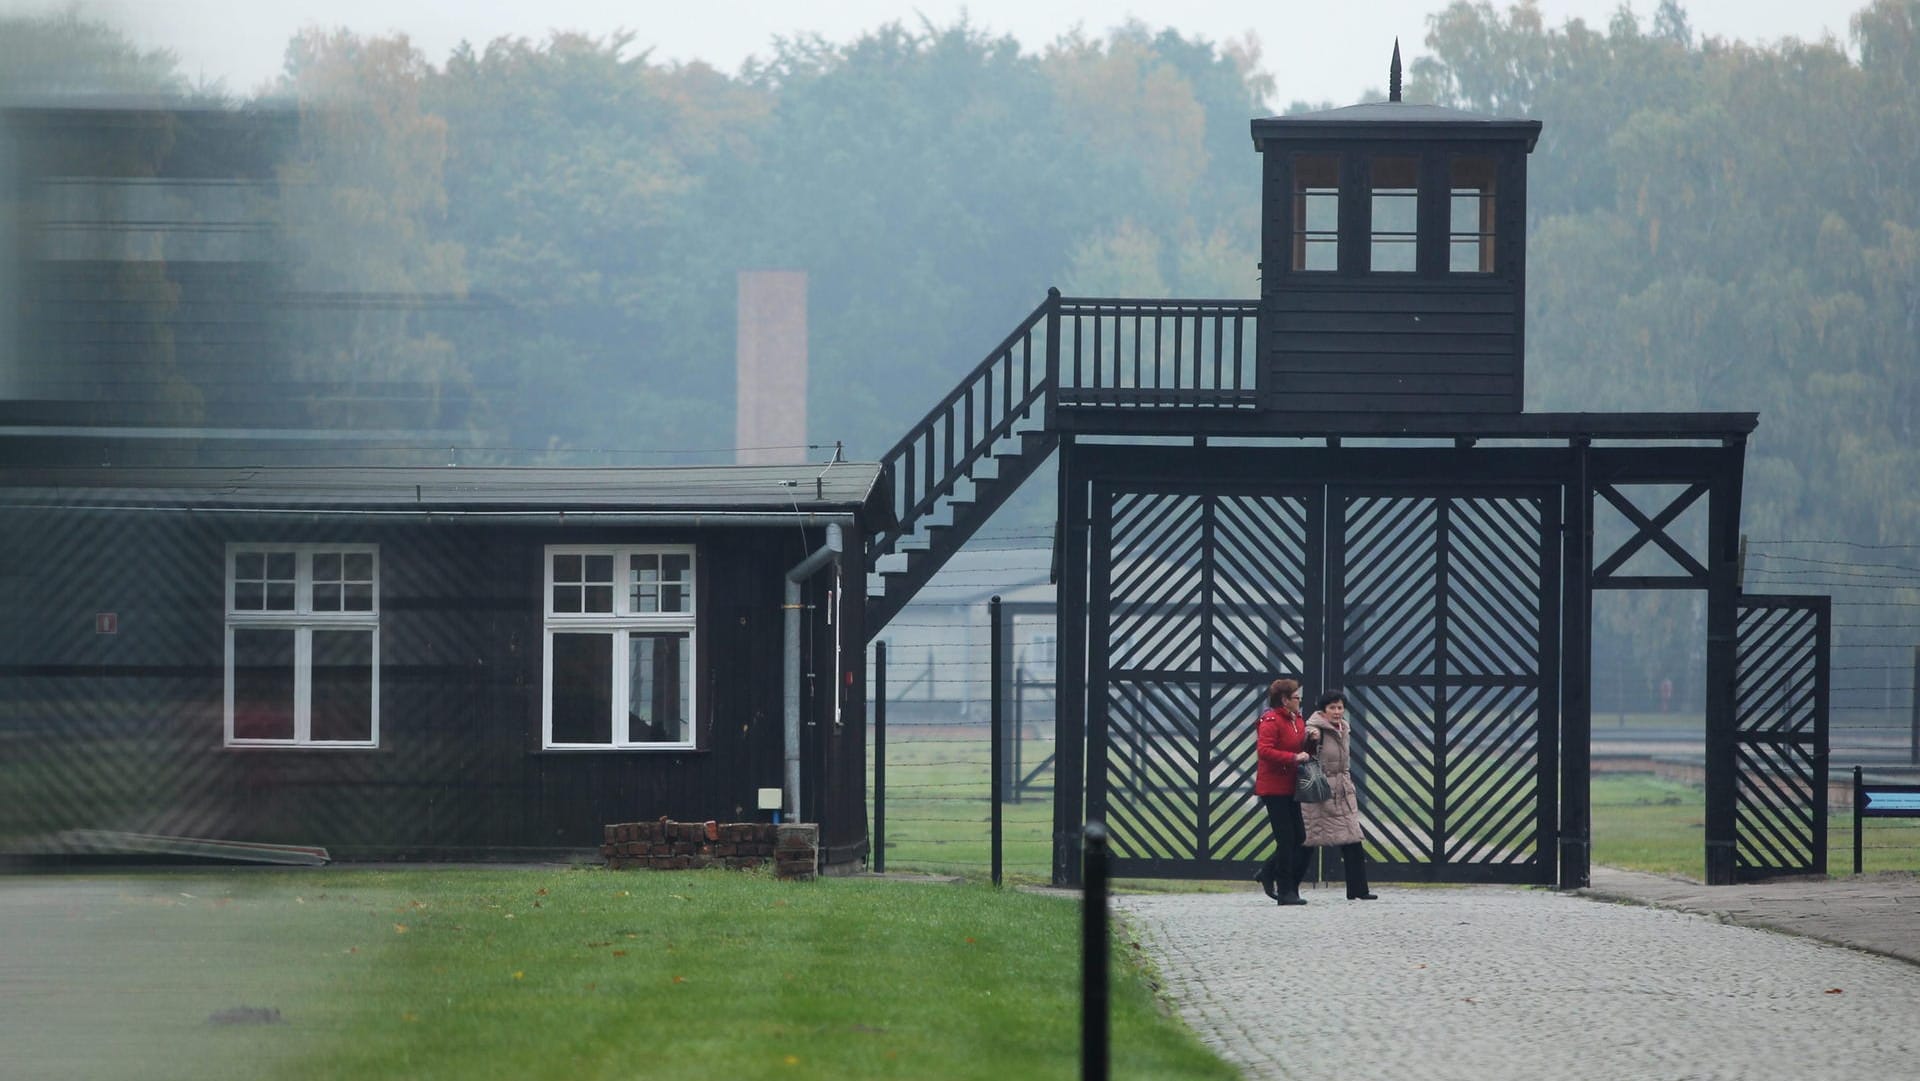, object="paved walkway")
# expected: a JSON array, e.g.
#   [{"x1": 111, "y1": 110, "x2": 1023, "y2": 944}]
[
  {"x1": 1583, "y1": 867, "x2": 1920, "y2": 966},
  {"x1": 1116, "y1": 874, "x2": 1920, "y2": 1081}
]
